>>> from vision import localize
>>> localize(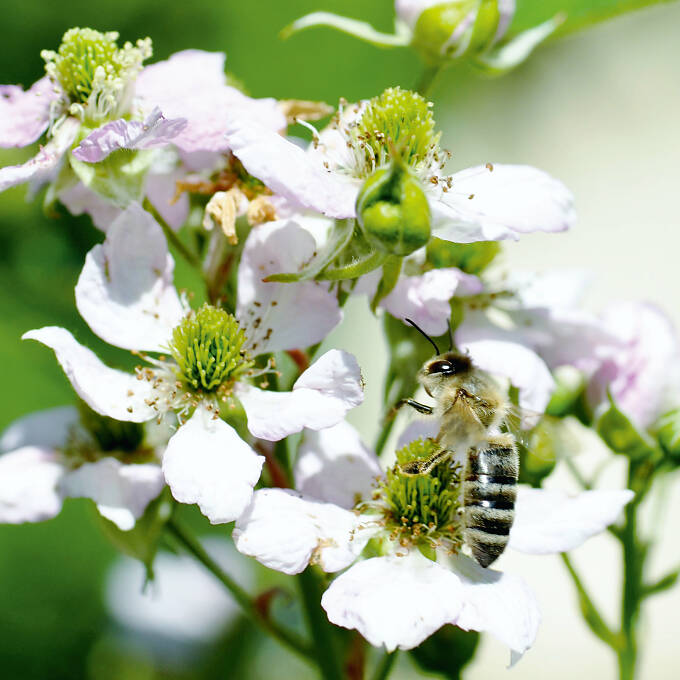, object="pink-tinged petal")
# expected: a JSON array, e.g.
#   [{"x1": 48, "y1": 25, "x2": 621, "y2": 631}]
[
  {"x1": 494, "y1": 0, "x2": 516, "y2": 44},
  {"x1": 162, "y1": 407, "x2": 264, "y2": 524},
  {"x1": 457, "y1": 336, "x2": 555, "y2": 414},
  {"x1": 236, "y1": 350, "x2": 364, "y2": 441},
  {"x1": 450, "y1": 554, "x2": 540, "y2": 657},
  {"x1": 395, "y1": 419, "x2": 440, "y2": 449},
  {"x1": 587, "y1": 302, "x2": 679, "y2": 429},
  {"x1": 59, "y1": 458, "x2": 165, "y2": 531},
  {"x1": 509, "y1": 487, "x2": 634, "y2": 555},
  {"x1": 295, "y1": 422, "x2": 381, "y2": 509},
  {"x1": 0, "y1": 406, "x2": 78, "y2": 452},
  {"x1": 381, "y1": 269, "x2": 482, "y2": 337},
  {"x1": 145, "y1": 167, "x2": 189, "y2": 231},
  {"x1": 233, "y1": 488, "x2": 369, "y2": 575},
  {"x1": 136, "y1": 50, "x2": 285, "y2": 153},
  {"x1": 0, "y1": 116, "x2": 79, "y2": 192},
  {"x1": 322, "y1": 552, "x2": 464, "y2": 651},
  {"x1": 22, "y1": 326, "x2": 157, "y2": 423},
  {"x1": 0, "y1": 447, "x2": 64, "y2": 523},
  {"x1": 225, "y1": 115, "x2": 359, "y2": 218},
  {"x1": 512, "y1": 270, "x2": 591, "y2": 310},
  {"x1": 237, "y1": 219, "x2": 341, "y2": 353},
  {"x1": 58, "y1": 182, "x2": 122, "y2": 231},
  {"x1": 431, "y1": 164, "x2": 575, "y2": 244},
  {"x1": 72, "y1": 108, "x2": 187, "y2": 162},
  {"x1": 75, "y1": 203, "x2": 185, "y2": 352},
  {"x1": 0, "y1": 76, "x2": 58, "y2": 147}
]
